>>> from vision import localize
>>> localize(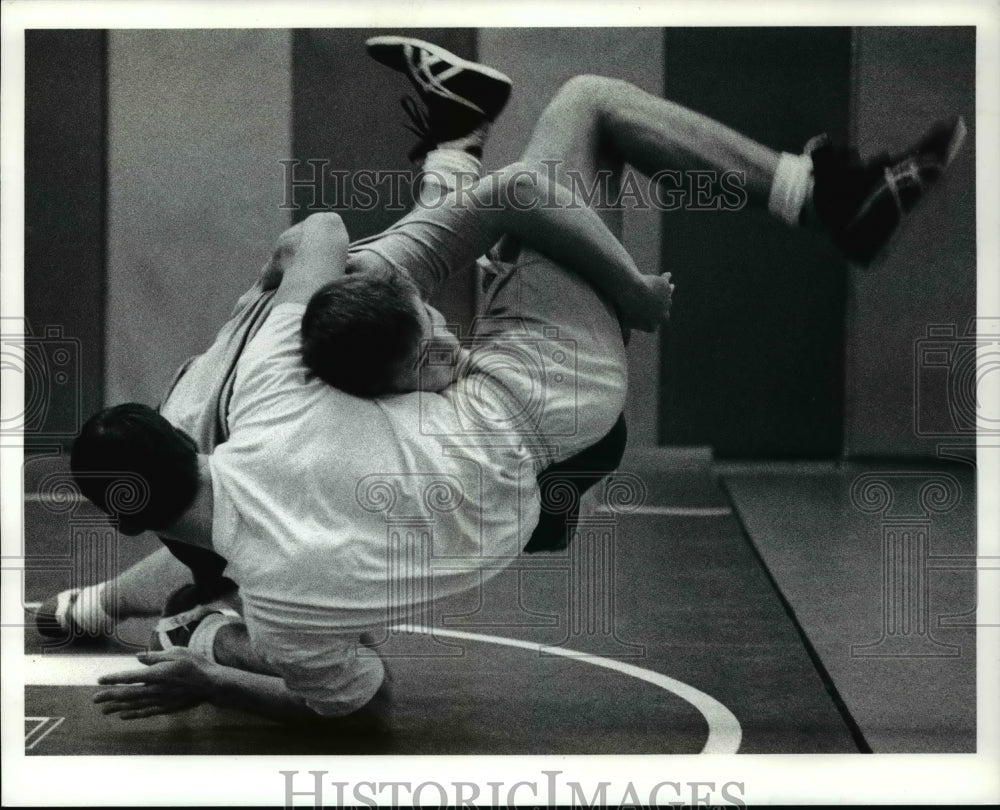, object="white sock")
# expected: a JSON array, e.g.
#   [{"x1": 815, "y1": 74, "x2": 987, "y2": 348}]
[
  {"x1": 188, "y1": 612, "x2": 243, "y2": 662},
  {"x1": 419, "y1": 149, "x2": 483, "y2": 205},
  {"x1": 767, "y1": 152, "x2": 814, "y2": 227},
  {"x1": 67, "y1": 582, "x2": 115, "y2": 634}
]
